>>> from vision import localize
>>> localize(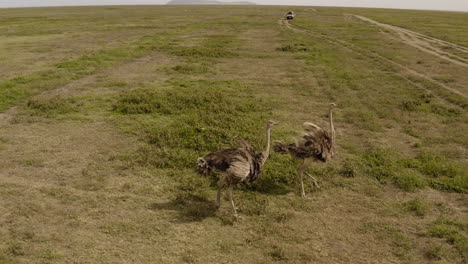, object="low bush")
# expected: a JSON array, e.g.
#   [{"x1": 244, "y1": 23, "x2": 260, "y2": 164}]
[
  {"x1": 427, "y1": 218, "x2": 468, "y2": 259},
  {"x1": 26, "y1": 97, "x2": 79, "y2": 117},
  {"x1": 394, "y1": 170, "x2": 427, "y2": 192},
  {"x1": 403, "y1": 199, "x2": 428, "y2": 217}
]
